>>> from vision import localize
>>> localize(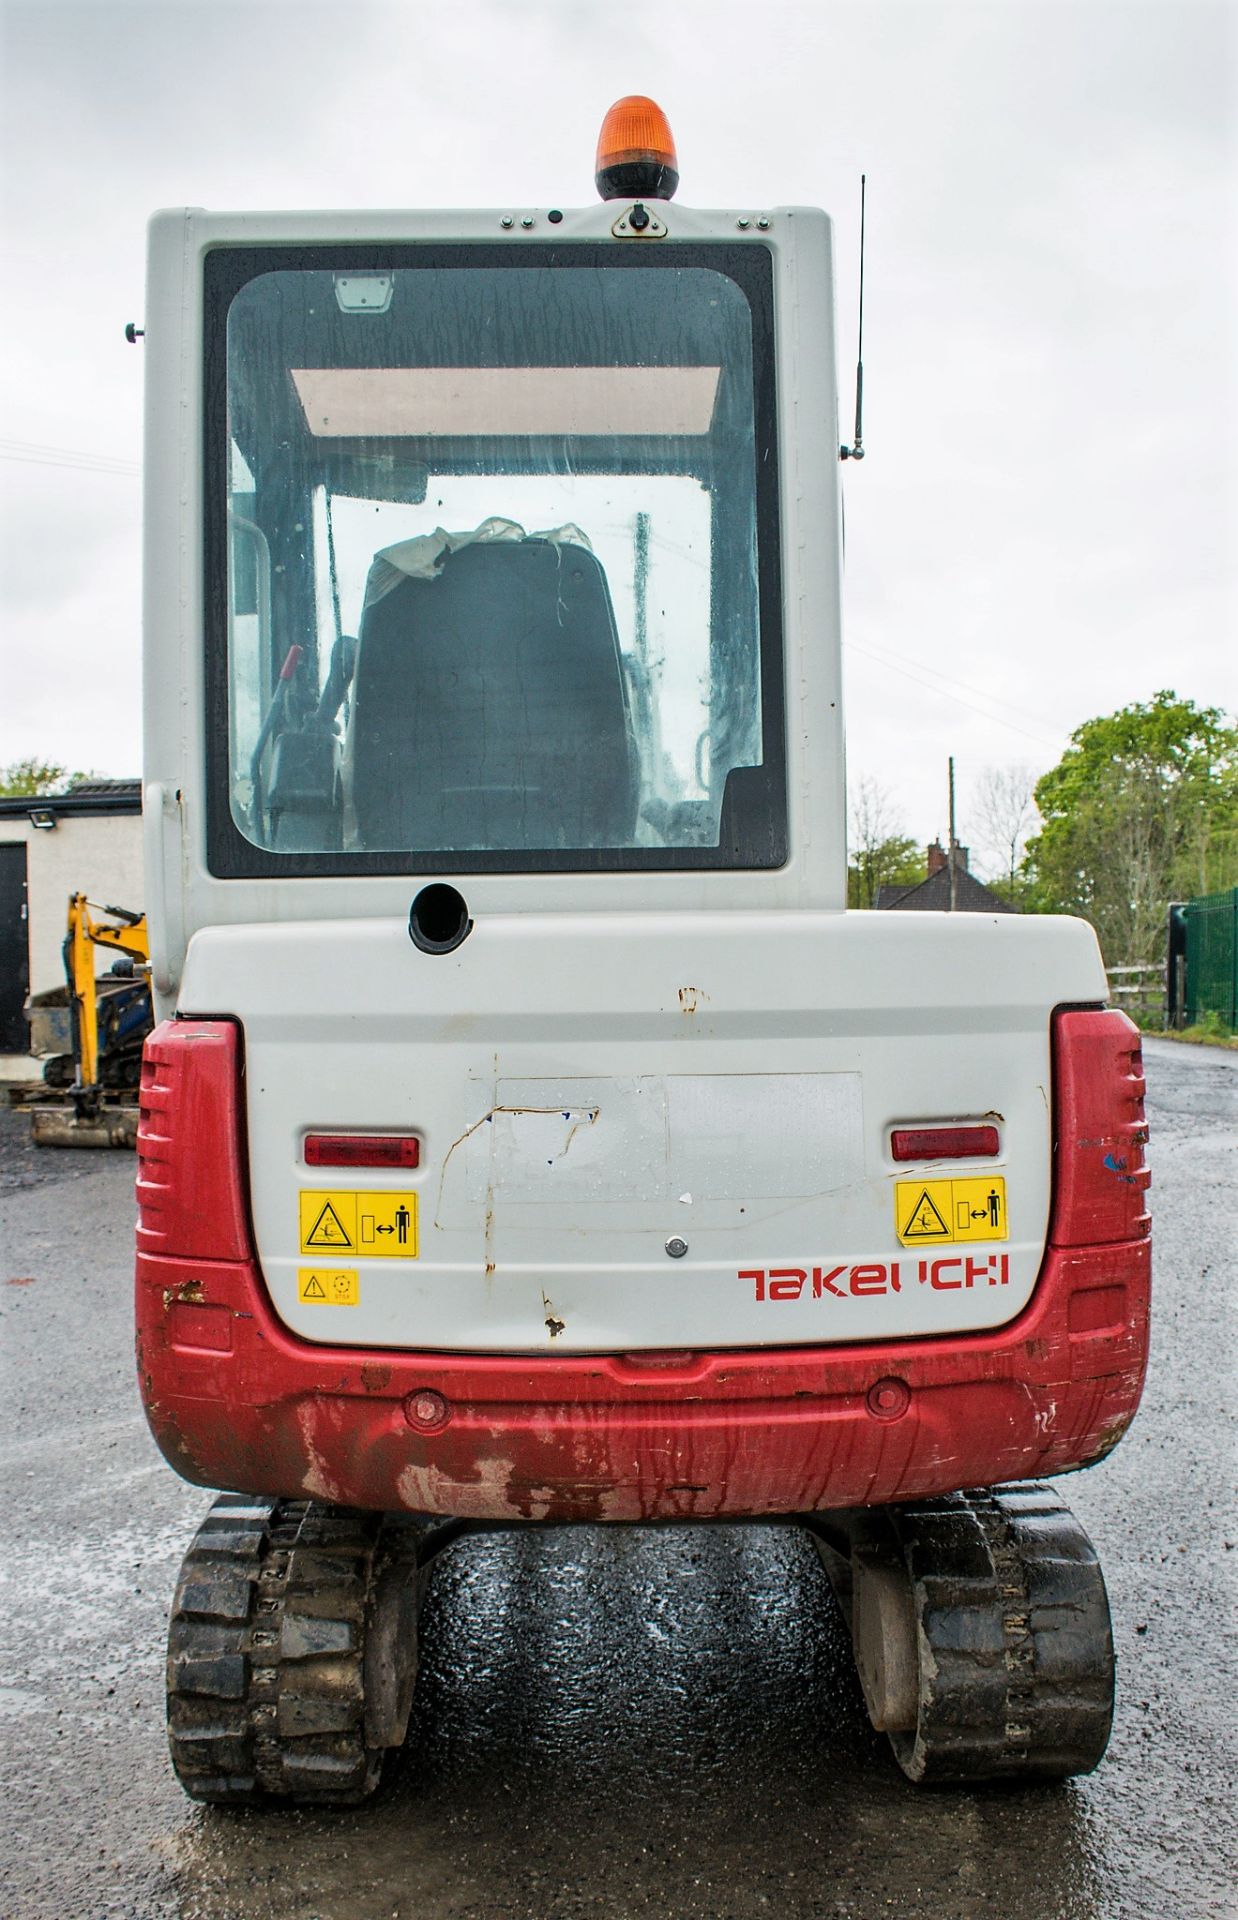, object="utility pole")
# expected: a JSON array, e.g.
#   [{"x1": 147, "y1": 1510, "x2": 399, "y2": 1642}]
[{"x1": 948, "y1": 757, "x2": 958, "y2": 913}]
